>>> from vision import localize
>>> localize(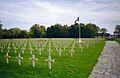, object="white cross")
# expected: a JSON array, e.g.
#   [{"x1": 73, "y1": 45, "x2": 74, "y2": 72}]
[
  {"x1": 47, "y1": 46, "x2": 52, "y2": 54},
  {"x1": 1, "y1": 46, "x2": 4, "y2": 52},
  {"x1": 69, "y1": 48, "x2": 75, "y2": 57},
  {"x1": 72, "y1": 46, "x2": 75, "y2": 49},
  {"x1": 58, "y1": 48, "x2": 62, "y2": 56},
  {"x1": 30, "y1": 54, "x2": 38, "y2": 67},
  {"x1": 29, "y1": 47, "x2": 33, "y2": 54},
  {"x1": 38, "y1": 47, "x2": 43, "y2": 55},
  {"x1": 4, "y1": 53, "x2": 11, "y2": 63},
  {"x1": 21, "y1": 47, "x2": 25, "y2": 54},
  {"x1": 45, "y1": 53, "x2": 55, "y2": 69},
  {"x1": 63, "y1": 45, "x2": 66, "y2": 51},
  {"x1": 7, "y1": 46, "x2": 10, "y2": 53},
  {"x1": 56, "y1": 47, "x2": 59, "y2": 52},
  {"x1": 16, "y1": 53, "x2": 23, "y2": 65},
  {"x1": 35, "y1": 46, "x2": 38, "y2": 50},
  {"x1": 41, "y1": 46, "x2": 44, "y2": 51},
  {"x1": 85, "y1": 43, "x2": 89, "y2": 48},
  {"x1": 13, "y1": 47, "x2": 17, "y2": 53}
]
